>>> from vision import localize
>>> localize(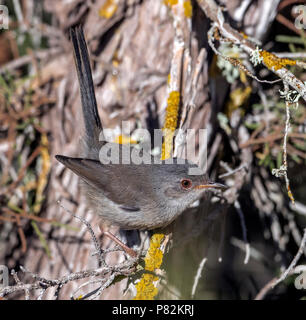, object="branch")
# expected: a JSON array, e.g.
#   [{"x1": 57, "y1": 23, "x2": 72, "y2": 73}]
[
  {"x1": 254, "y1": 228, "x2": 306, "y2": 299},
  {"x1": 0, "y1": 207, "x2": 141, "y2": 299},
  {"x1": 0, "y1": 263, "x2": 135, "y2": 299},
  {"x1": 196, "y1": 0, "x2": 306, "y2": 102}
]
